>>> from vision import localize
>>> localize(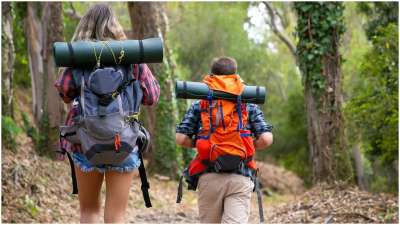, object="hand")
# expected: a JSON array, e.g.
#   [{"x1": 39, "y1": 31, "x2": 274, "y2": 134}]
[
  {"x1": 55, "y1": 150, "x2": 66, "y2": 161},
  {"x1": 176, "y1": 133, "x2": 195, "y2": 148}
]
